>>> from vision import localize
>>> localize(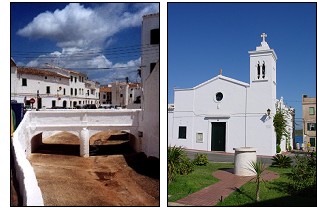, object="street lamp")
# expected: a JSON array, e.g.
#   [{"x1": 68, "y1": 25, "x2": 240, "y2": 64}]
[{"x1": 267, "y1": 108, "x2": 271, "y2": 117}]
